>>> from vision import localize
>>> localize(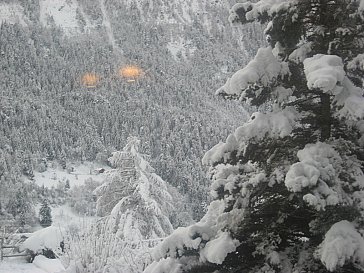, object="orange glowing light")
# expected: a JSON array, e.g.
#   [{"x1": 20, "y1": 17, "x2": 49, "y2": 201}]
[
  {"x1": 119, "y1": 66, "x2": 143, "y2": 81},
  {"x1": 81, "y1": 73, "x2": 100, "y2": 88}
]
